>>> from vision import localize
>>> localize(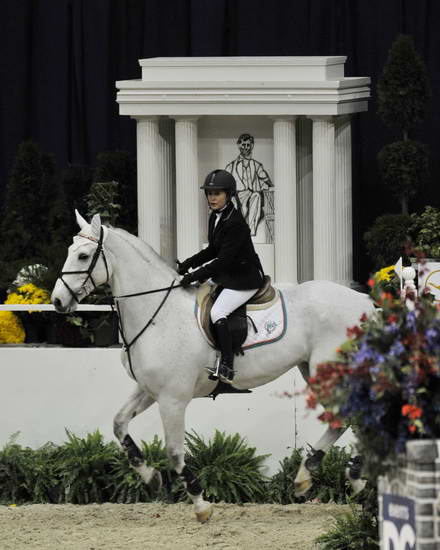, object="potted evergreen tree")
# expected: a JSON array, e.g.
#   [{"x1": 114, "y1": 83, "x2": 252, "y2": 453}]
[{"x1": 377, "y1": 34, "x2": 431, "y2": 214}]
